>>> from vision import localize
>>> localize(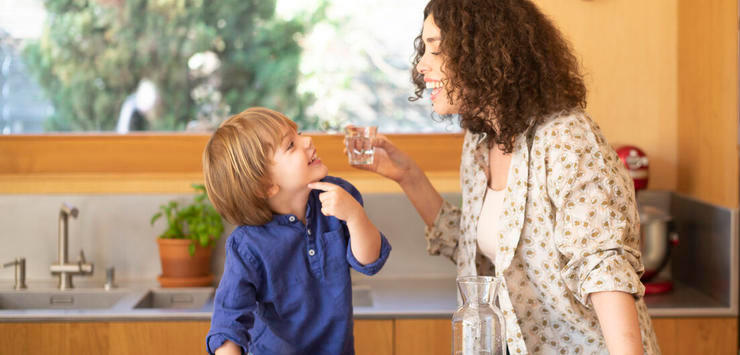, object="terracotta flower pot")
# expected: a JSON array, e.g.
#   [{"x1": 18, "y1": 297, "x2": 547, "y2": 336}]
[{"x1": 156, "y1": 238, "x2": 214, "y2": 287}]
